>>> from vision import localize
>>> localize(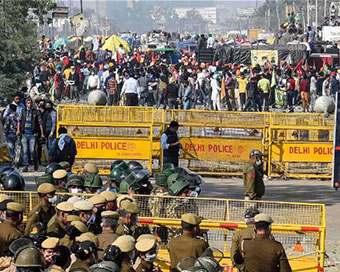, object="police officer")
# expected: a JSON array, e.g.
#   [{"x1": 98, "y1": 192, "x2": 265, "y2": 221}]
[
  {"x1": 25, "y1": 183, "x2": 56, "y2": 235},
  {"x1": 231, "y1": 207, "x2": 259, "y2": 271},
  {"x1": 14, "y1": 246, "x2": 43, "y2": 272},
  {"x1": 69, "y1": 240, "x2": 99, "y2": 272},
  {"x1": 59, "y1": 161, "x2": 72, "y2": 176},
  {"x1": 72, "y1": 200, "x2": 94, "y2": 226},
  {"x1": 48, "y1": 245, "x2": 71, "y2": 272},
  {"x1": 169, "y1": 213, "x2": 210, "y2": 270},
  {"x1": 148, "y1": 173, "x2": 169, "y2": 217},
  {"x1": 52, "y1": 169, "x2": 68, "y2": 192},
  {"x1": 112, "y1": 235, "x2": 135, "y2": 272},
  {"x1": 135, "y1": 238, "x2": 160, "y2": 272},
  {"x1": 82, "y1": 163, "x2": 99, "y2": 179},
  {"x1": 47, "y1": 201, "x2": 73, "y2": 238},
  {"x1": 161, "y1": 121, "x2": 181, "y2": 167},
  {"x1": 243, "y1": 150, "x2": 265, "y2": 200},
  {"x1": 41, "y1": 237, "x2": 59, "y2": 268},
  {"x1": 97, "y1": 211, "x2": 120, "y2": 259},
  {"x1": 60, "y1": 220, "x2": 88, "y2": 248},
  {"x1": 100, "y1": 191, "x2": 118, "y2": 211},
  {"x1": 88, "y1": 195, "x2": 108, "y2": 234},
  {"x1": 234, "y1": 214, "x2": 292, "y2": 272},
  {"x1": 0, "y1": 202, "x2": 24, "y2": 256},
  {"x1": 85, "y1": 174, "x2": 103, "y2": 194},
  {"x1": 66, "y1": 175, "x2": 85, "y2": 194},
  {"x1": 116, "y1": 200, "x2": 141, "y2": 239}
]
